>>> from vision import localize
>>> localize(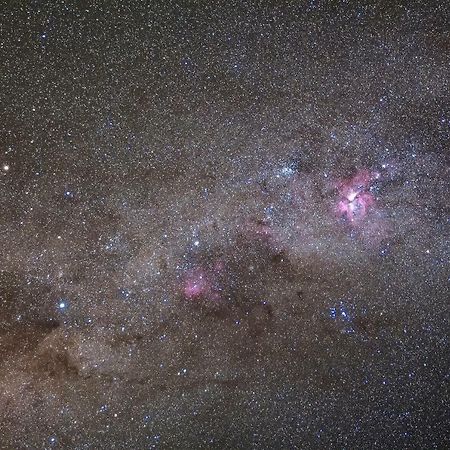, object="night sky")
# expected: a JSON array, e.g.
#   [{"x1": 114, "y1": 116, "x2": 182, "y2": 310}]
[{"x1": 1, "y1": 1, "x2": 449, "y2": 449}]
